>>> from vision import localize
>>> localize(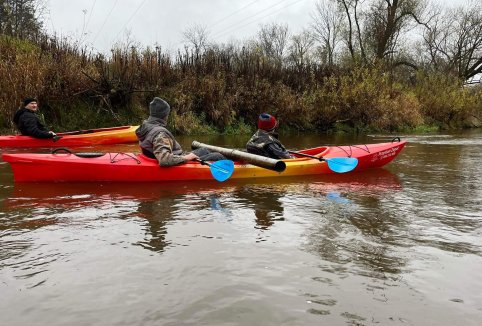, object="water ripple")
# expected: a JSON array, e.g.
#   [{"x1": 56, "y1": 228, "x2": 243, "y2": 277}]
[{"x1": 1, "y1": 134, "x2": 481, "y2": 326}]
